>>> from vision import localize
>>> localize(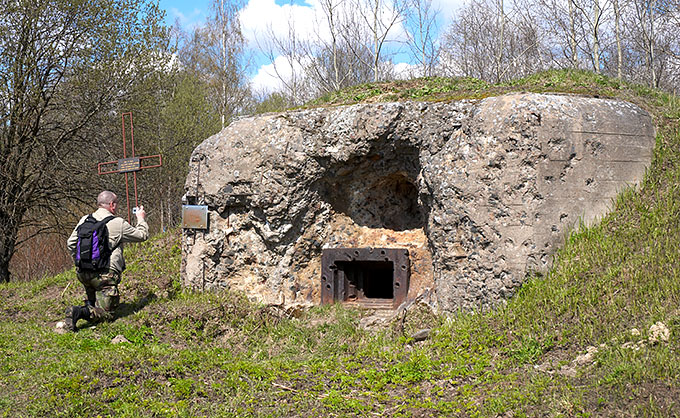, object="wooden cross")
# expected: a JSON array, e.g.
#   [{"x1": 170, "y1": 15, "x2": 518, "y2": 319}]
[{"x1": 97, "y1": 112, "x2": 162, "y2": 222}]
